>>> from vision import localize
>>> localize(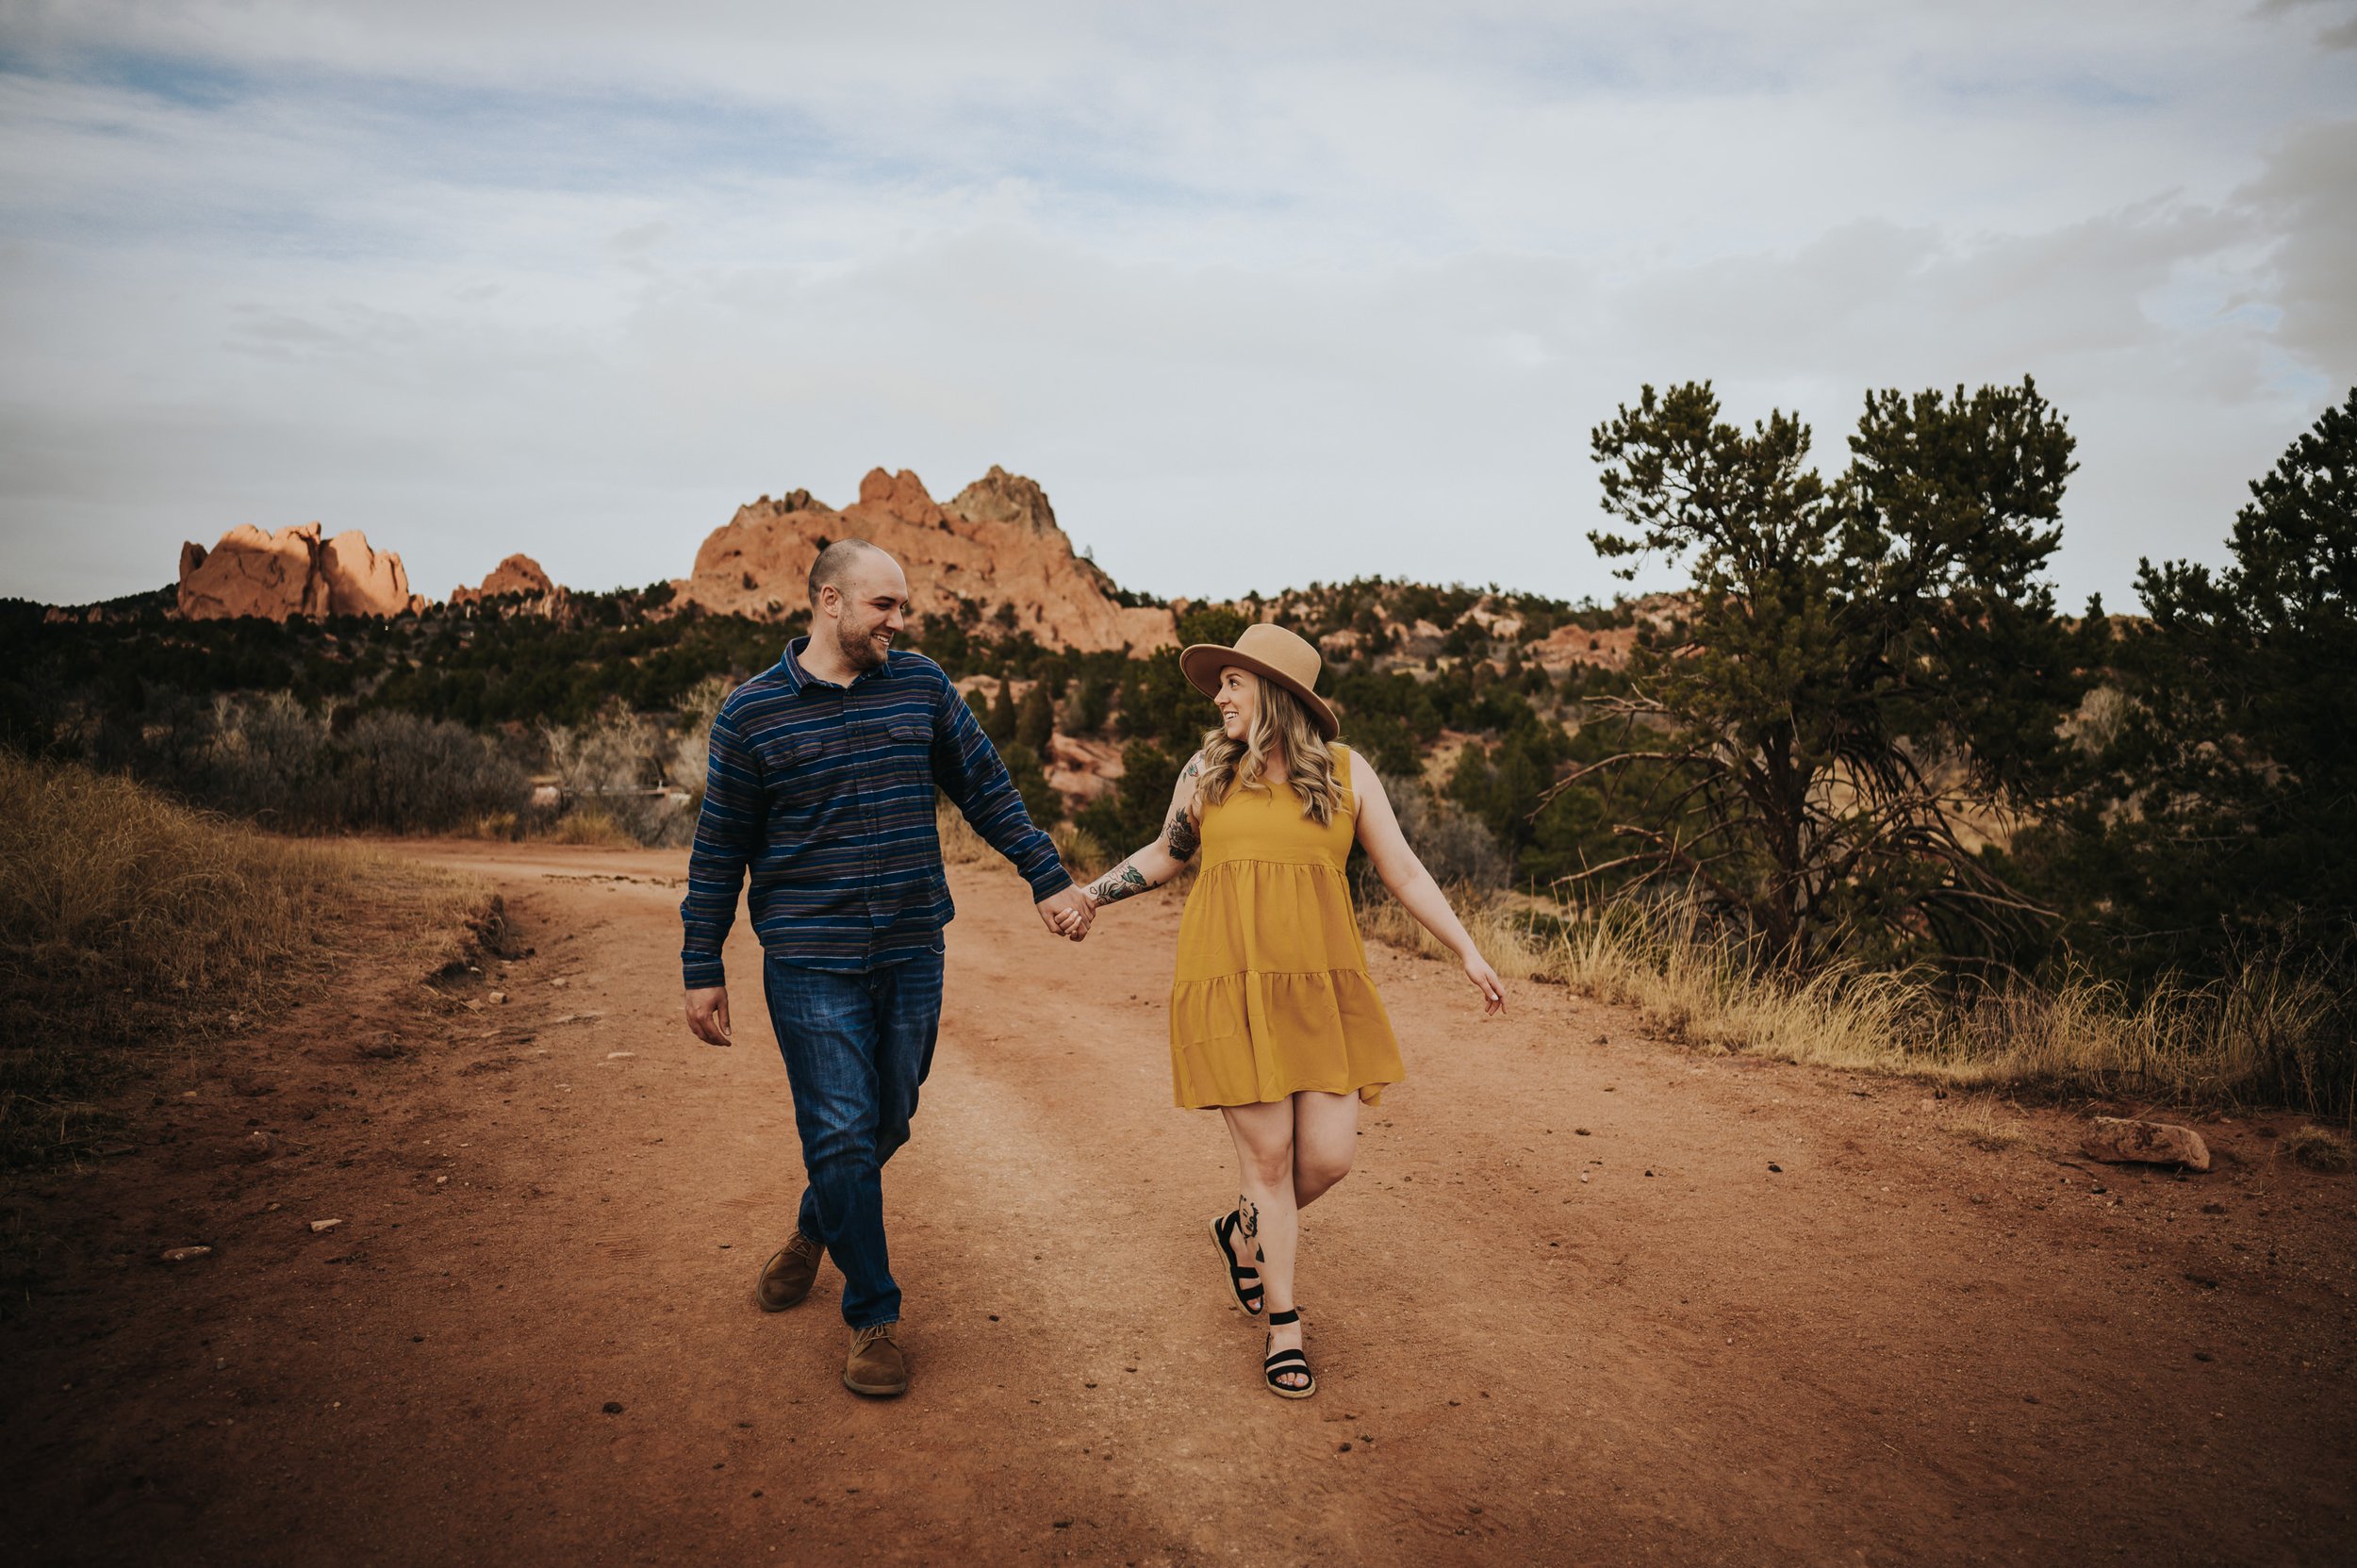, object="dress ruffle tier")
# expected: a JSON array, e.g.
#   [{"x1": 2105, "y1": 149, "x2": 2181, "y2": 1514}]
[{"x1": 1169, "y1": 853, "x2": 1404, "y2": 1108}]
